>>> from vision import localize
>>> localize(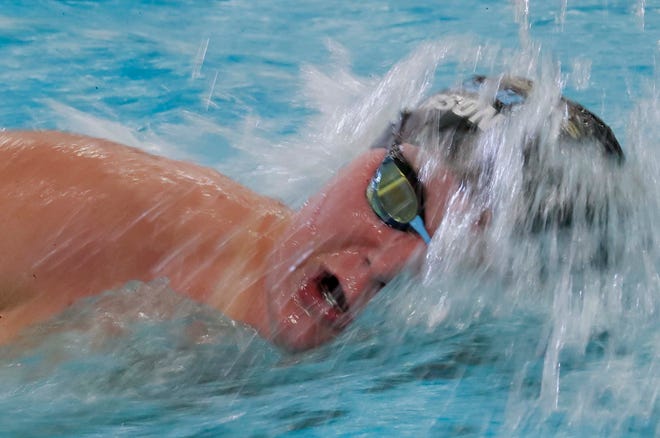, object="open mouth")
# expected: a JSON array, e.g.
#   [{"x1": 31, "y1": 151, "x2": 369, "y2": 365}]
[{"x1": 318, "y1": 272, "x2": 349, "y2": 314}]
